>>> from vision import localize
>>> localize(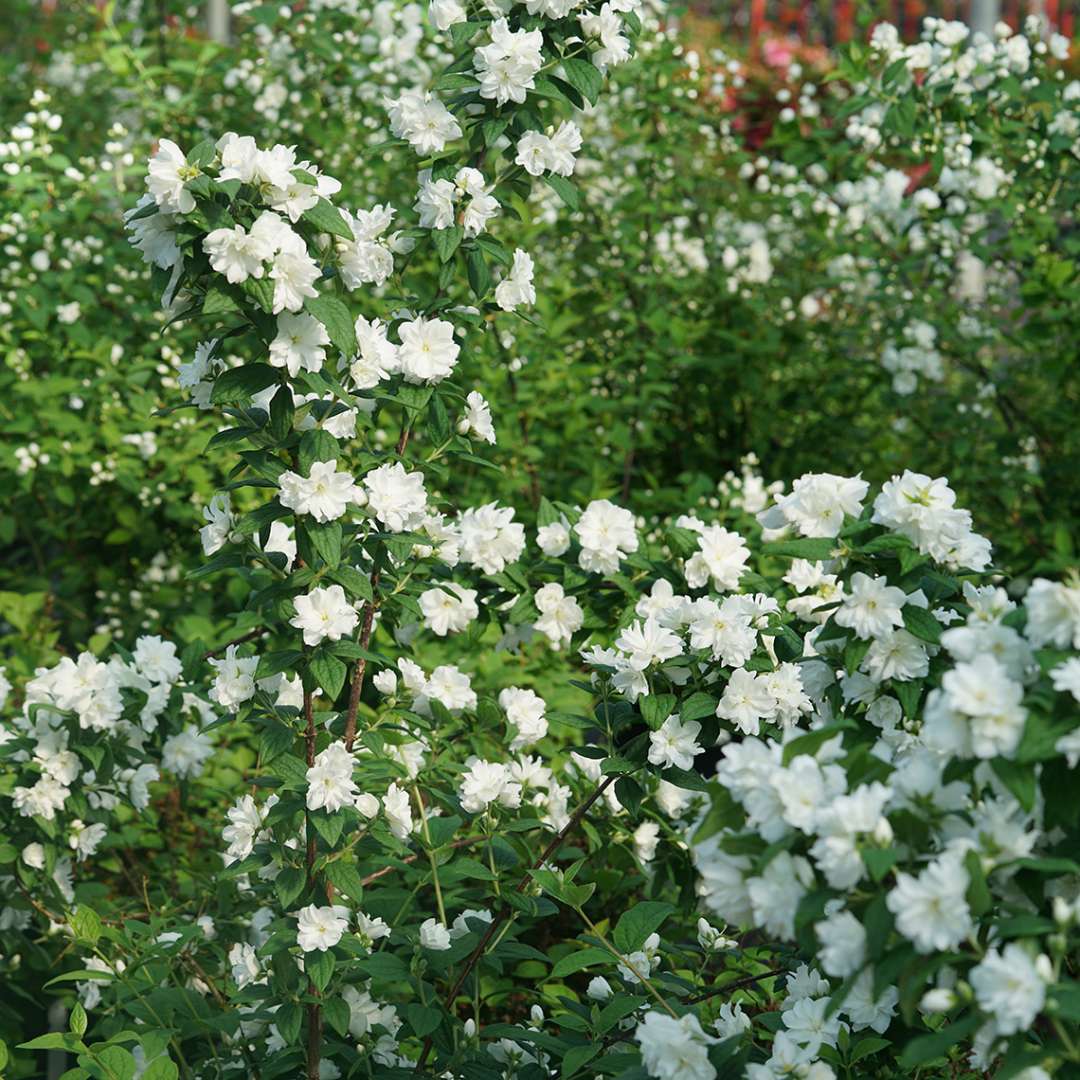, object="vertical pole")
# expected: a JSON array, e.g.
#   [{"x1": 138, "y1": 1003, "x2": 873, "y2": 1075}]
[
  {"x1": 969, "y1": 0, "x2": 1000, "y2": 36},
  {"x1": 207, "y1": 0, "x2": 230, "y2": 43}
]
